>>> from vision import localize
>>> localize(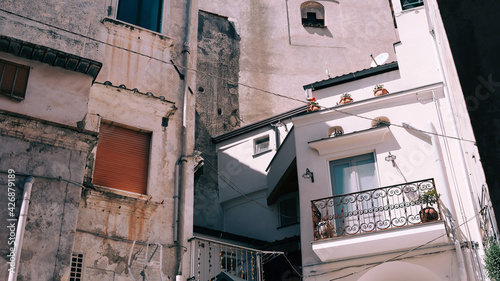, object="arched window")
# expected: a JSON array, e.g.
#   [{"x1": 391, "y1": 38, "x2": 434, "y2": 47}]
[
  {"x1": 301, "y1": 1, "x2": 325, "y2": 27},
  {"x1": 371, "y1": 117, "x2": 391, "y2": 128},
  {"x1": 328, "y1": 126, "x2": 344, "y2": 137}
]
